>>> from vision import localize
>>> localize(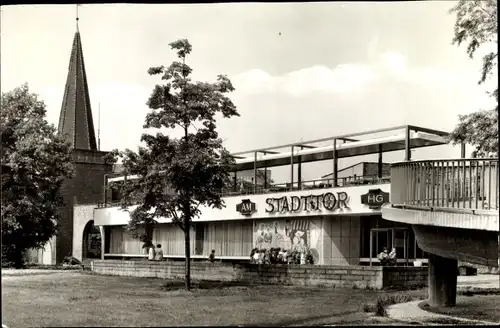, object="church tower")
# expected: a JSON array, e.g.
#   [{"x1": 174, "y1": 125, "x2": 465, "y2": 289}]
[
  {"x1": 58, "y1": 29, "x2": 97, "y2": 151},
  {"x1": 54, "y1": 16, "x2": 113, "y2": 264}
]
